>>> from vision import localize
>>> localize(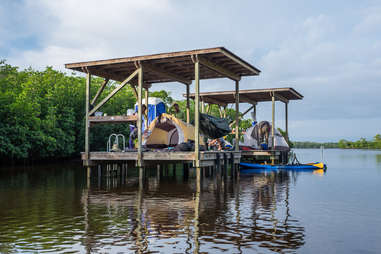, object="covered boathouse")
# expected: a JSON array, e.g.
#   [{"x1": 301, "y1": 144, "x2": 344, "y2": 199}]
[
  {"x1": 186, "y1": 87, "x2": 303, "y2": 164},
  {"x1": 65, "y1": 47, "x2": 261, "y2": 180}
]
